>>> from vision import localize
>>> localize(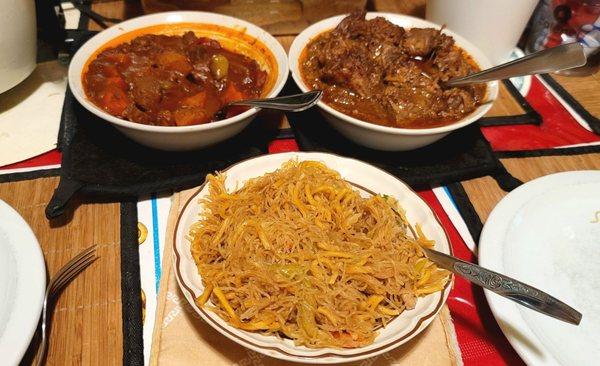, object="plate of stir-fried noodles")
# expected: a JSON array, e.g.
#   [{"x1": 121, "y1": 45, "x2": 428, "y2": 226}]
[{"x1": 173, "y1": 152, "x2": 452, "y2": 363}]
